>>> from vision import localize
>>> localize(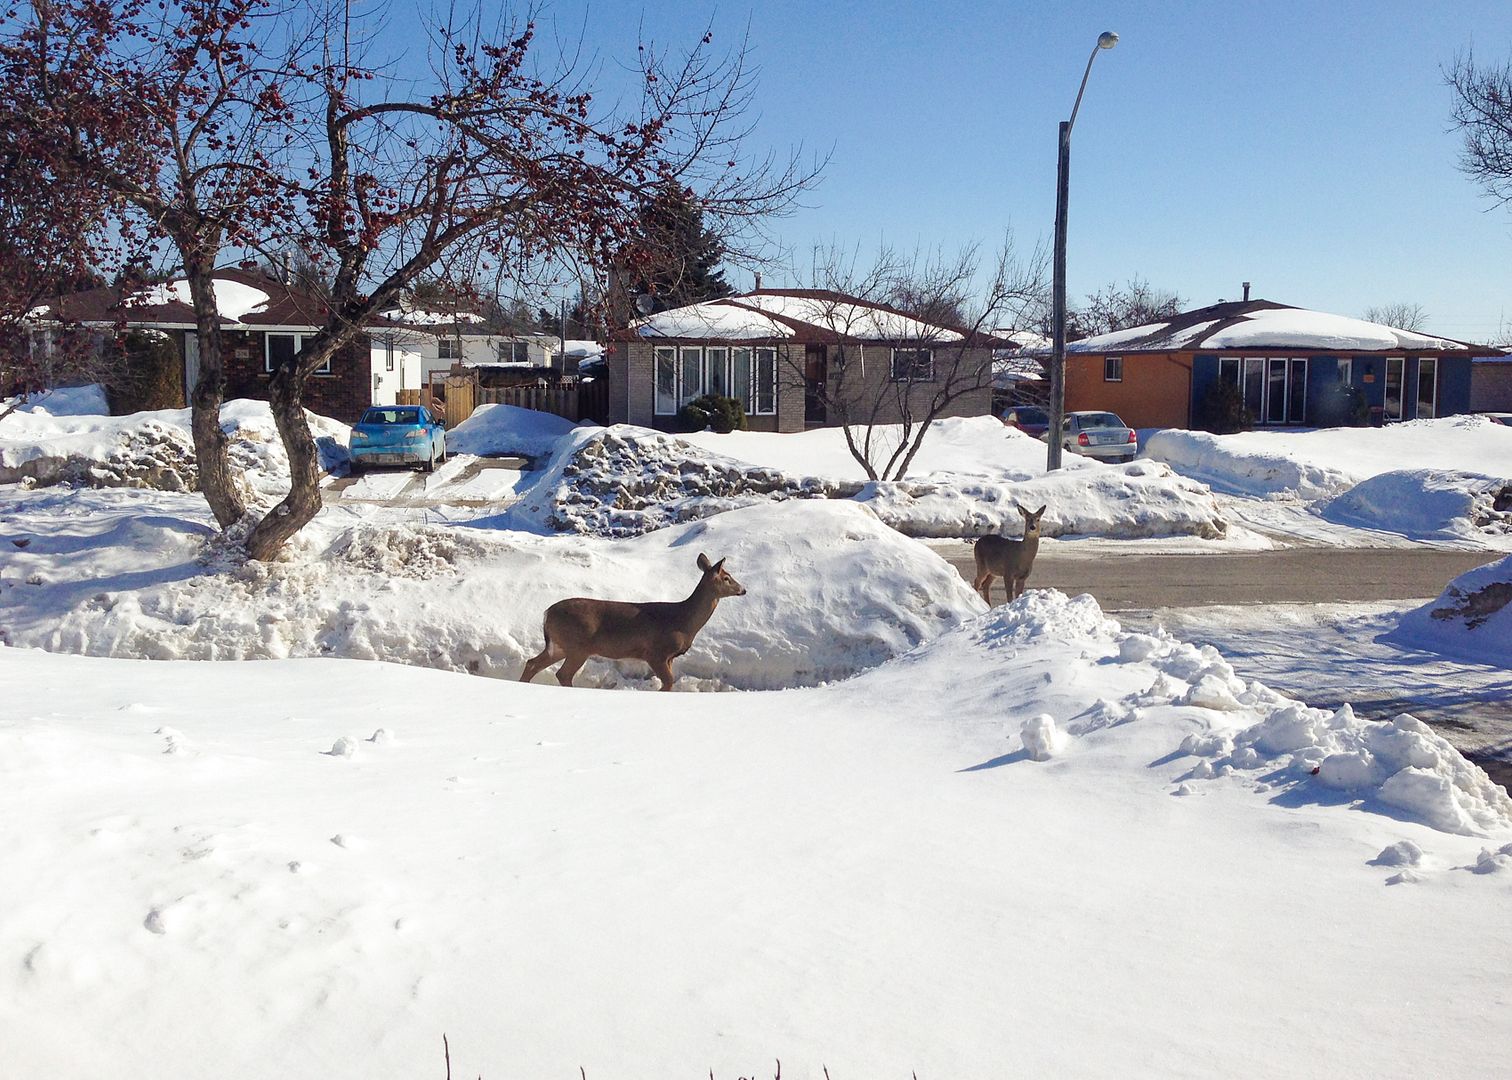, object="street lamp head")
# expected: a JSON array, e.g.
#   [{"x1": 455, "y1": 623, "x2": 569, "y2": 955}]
[{"x1": 1098, "y1": 31, "x2": 1119, "y2": 49}]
